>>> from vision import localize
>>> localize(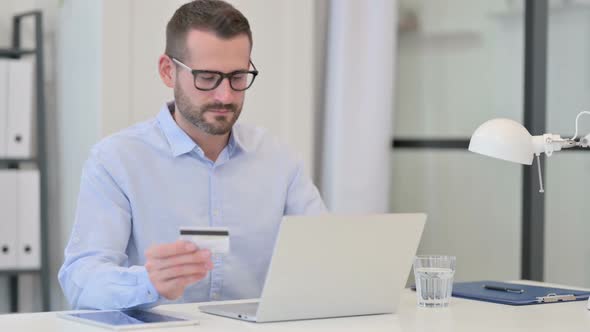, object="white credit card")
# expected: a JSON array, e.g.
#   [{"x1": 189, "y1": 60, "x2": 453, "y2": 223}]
[{"x1": 179, "y1": 227, "x2": 230, "y2": 254}]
